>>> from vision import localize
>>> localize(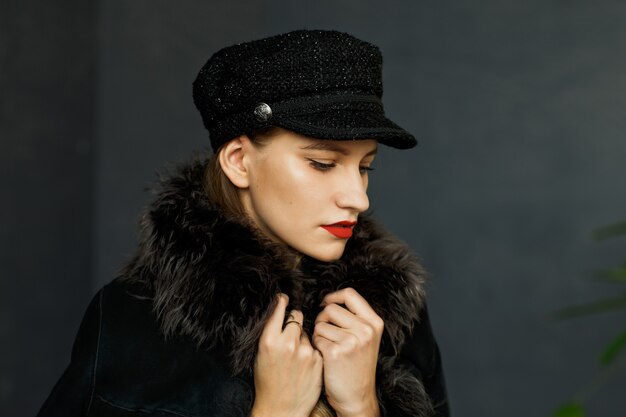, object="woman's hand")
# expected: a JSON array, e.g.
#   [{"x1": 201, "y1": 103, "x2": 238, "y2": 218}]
[
  {"x1": 313, "y1": 288, "x2": 384, "y2": 417},
  {"x1": 251, "y1": 294, "x2": 323, "y2": 417}
]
